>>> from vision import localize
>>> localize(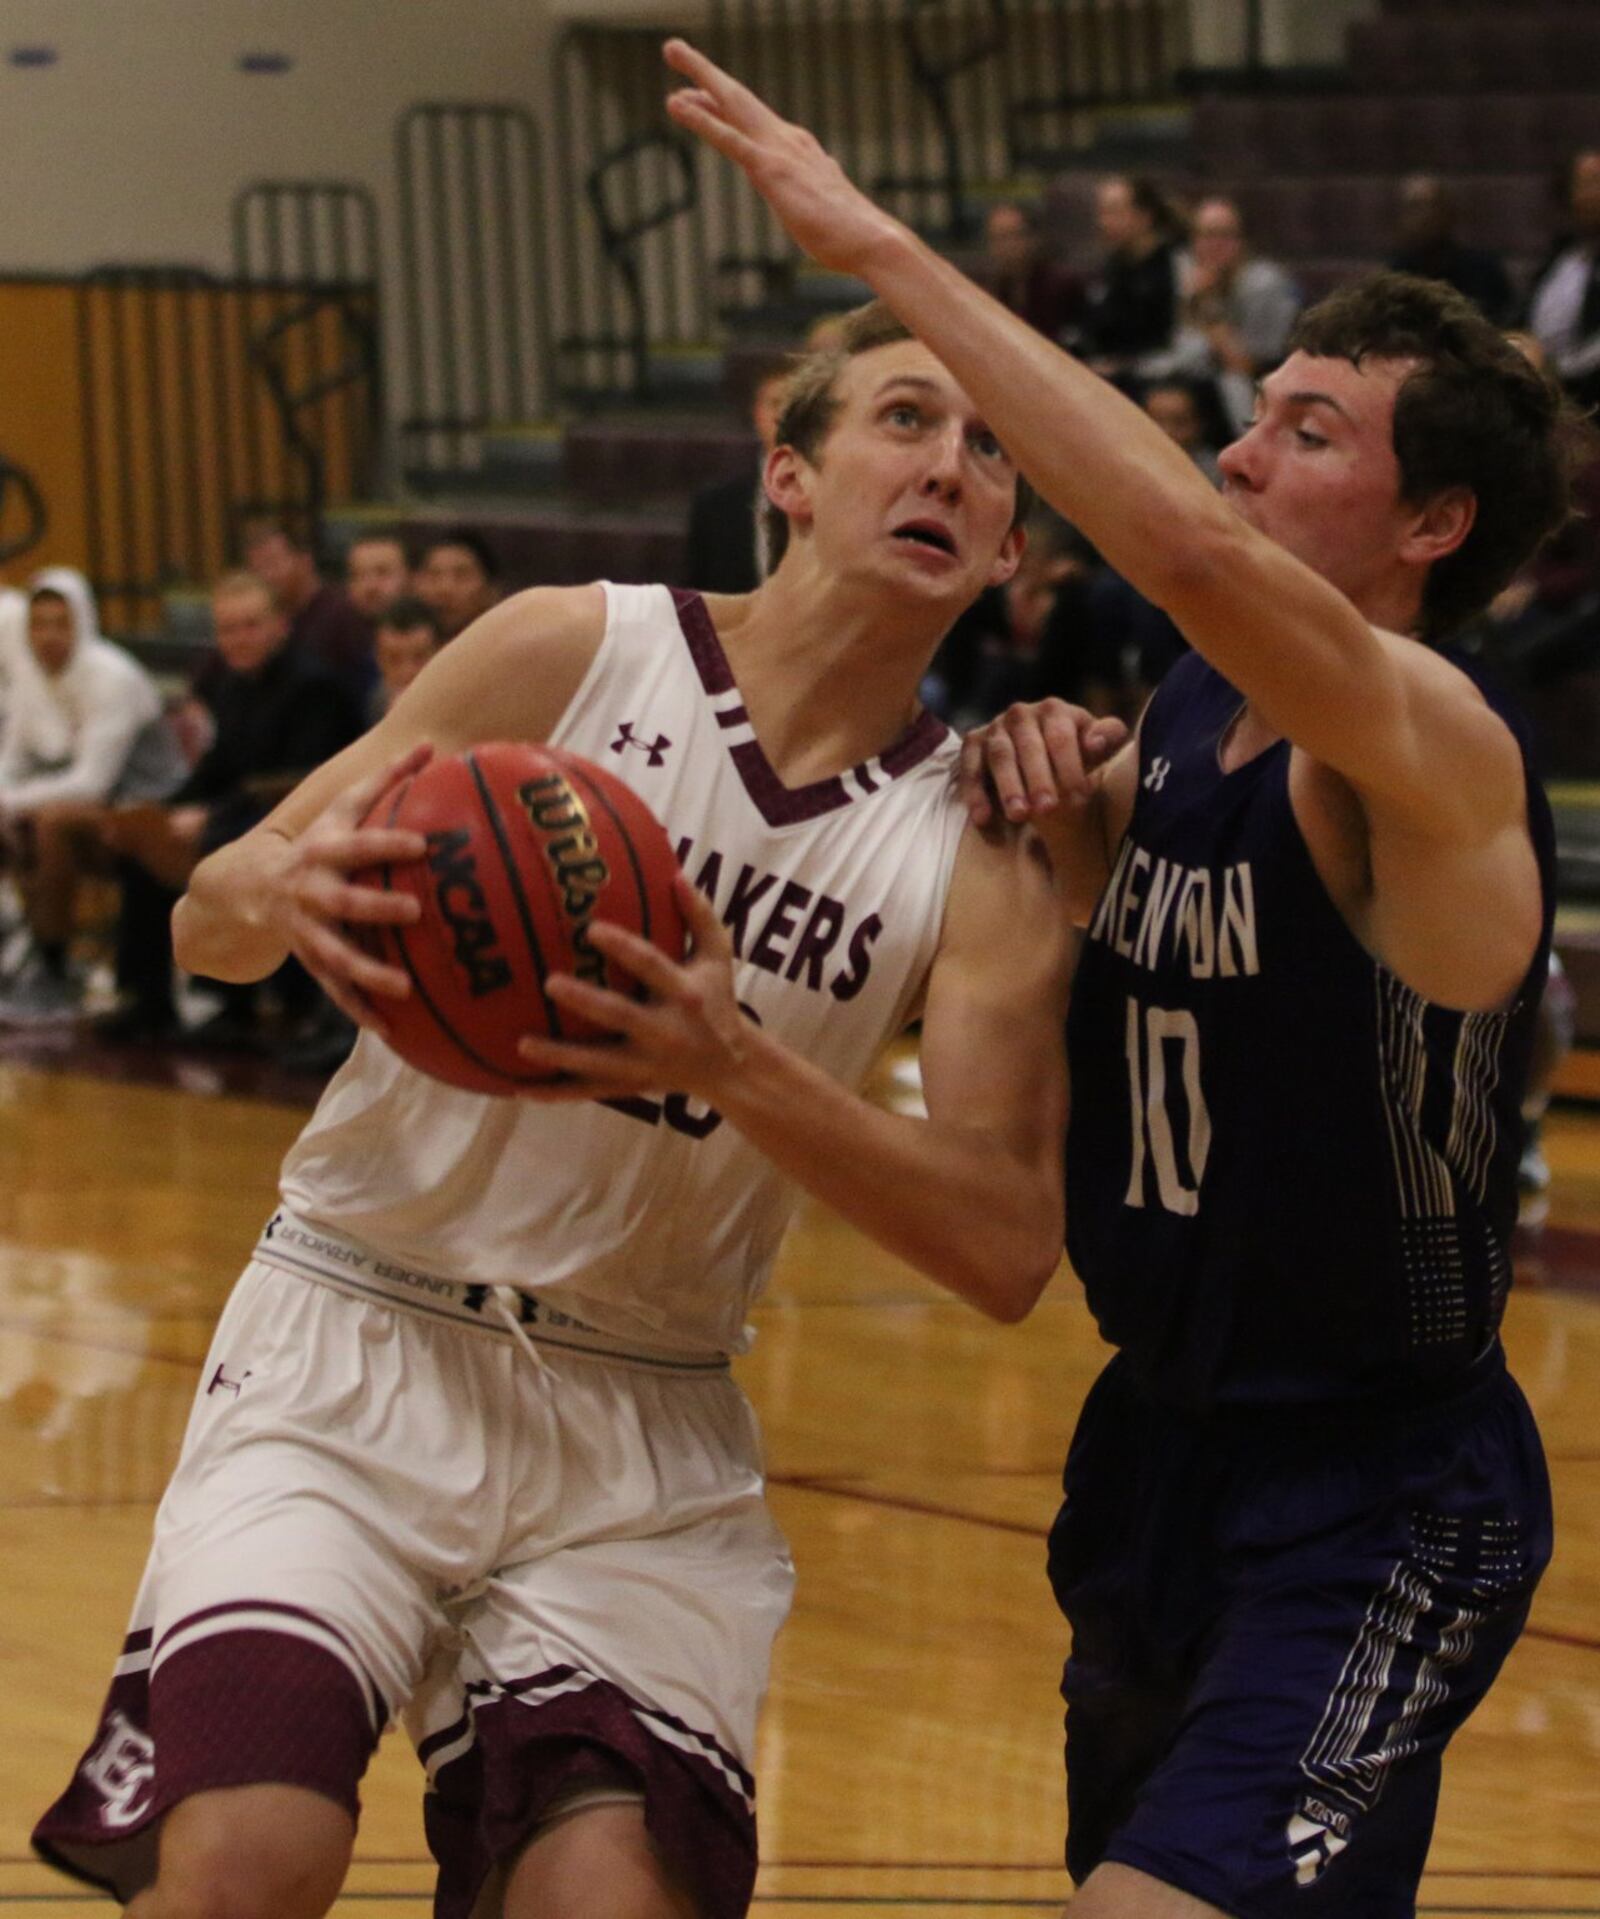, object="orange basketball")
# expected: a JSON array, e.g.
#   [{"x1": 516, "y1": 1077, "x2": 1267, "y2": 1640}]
[{"x1": 351, "y1": 742, "x2": 686, "y2": 1094}]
